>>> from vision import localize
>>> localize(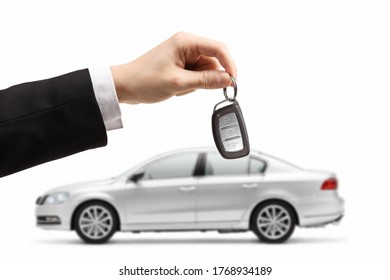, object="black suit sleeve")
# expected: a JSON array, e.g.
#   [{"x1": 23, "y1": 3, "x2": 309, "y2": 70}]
[{"x1": 0, "y1": 69, "x2": 107, "y2": 177}]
